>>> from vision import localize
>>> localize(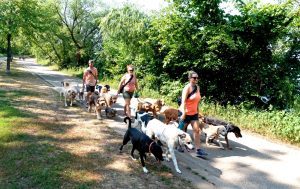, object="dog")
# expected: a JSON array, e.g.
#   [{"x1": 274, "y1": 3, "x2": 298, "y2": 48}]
[
  {"x1": 61, "y1": 81, "x2": 80, "y2": 107},
  {"x1": 95, "y1": 95, "x2": 106, "y2": 119},
  {"x1": 144, "y1": 118, "x2": 194, "y2": 174},
  {"x1": 134, "y1": 111, "x2": 153, "y2": 131},
  {"x1": 136, "y1": 99, "x2": 164, "y2": 117},
  {"x1": 87, "y1": 92, "x2": 99, "y2": 113},
  {"x1": 201, "y1": 115, "x2": 242, "y2": 149},
  {"x1": 160, "y1": 107, "x2": 179, "y2": 124},
  {"x1": 105, "y1": 107, "x2": 117, "y2": 118},
  {"x1": 119, "y1": 117, "x2": 164, "y2": 173},
  {"x1": 202, "y1": 124, "x2": 227, "y2": 149}
]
